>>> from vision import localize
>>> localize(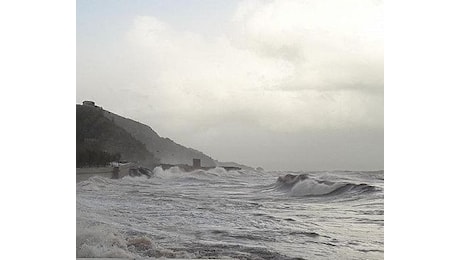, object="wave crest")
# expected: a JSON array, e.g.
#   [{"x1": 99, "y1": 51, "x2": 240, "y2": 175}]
[
  {"x1": 76, "y1": 224, "x2": 194, "y2": 258},
  {"x1": 275, "y1": 174, "x2": 377, "y2": 197}
]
